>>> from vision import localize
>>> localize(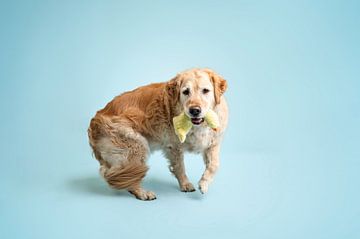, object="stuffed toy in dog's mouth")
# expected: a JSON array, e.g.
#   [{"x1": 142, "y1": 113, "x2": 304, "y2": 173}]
[{"x1": 173, "y1": 110, "x2": 220, "y2": 143}]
